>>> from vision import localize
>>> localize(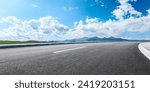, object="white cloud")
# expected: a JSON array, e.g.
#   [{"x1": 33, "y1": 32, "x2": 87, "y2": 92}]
[
  {"x1": 0, "y1": 16, "x2": 69, "y2": 41},
  {"x1": 1, "y1": 11, "x2": 150, "y2": 41},
  {"x1": 85, "y1": 17, "x2": 99, "y2": 23},
  {"x1": 66, "y1": 9, "x2": 150, "y2": 39},
  {"x1": 2, "y1": 16, "x2": 22, "y2": 24},
  {"x1": 113, "y1": 0, "x2": 142, "y2": 20}
]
